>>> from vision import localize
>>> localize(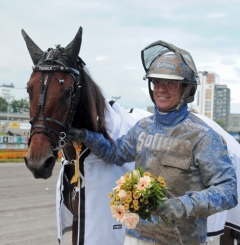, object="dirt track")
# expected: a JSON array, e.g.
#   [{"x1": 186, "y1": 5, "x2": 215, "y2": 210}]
[{"x1": 0, "y1": 162, "x2": 71, "y2": 245}]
